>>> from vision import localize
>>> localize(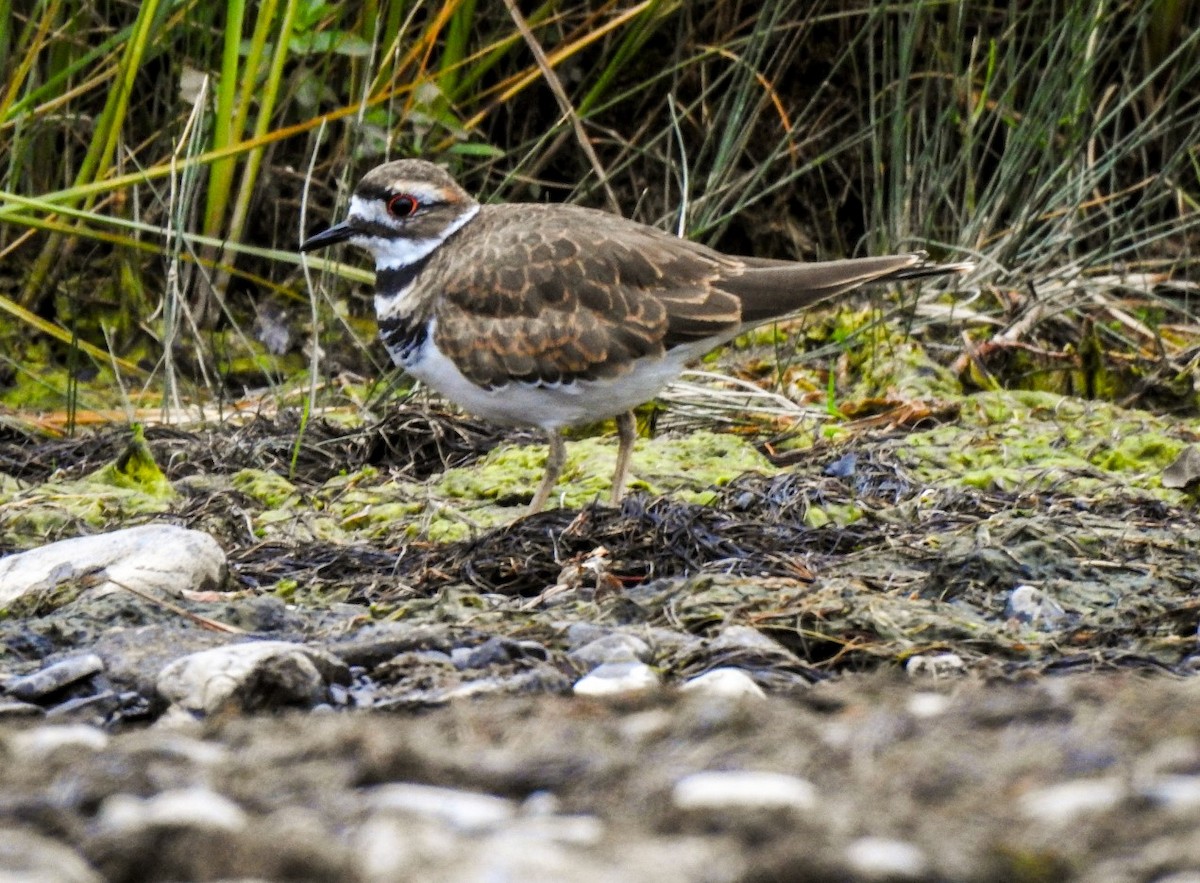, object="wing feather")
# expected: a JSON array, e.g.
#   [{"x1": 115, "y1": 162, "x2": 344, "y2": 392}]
[{"x1": 431, "y1": 204, "x2": 743, "y2": 387}]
